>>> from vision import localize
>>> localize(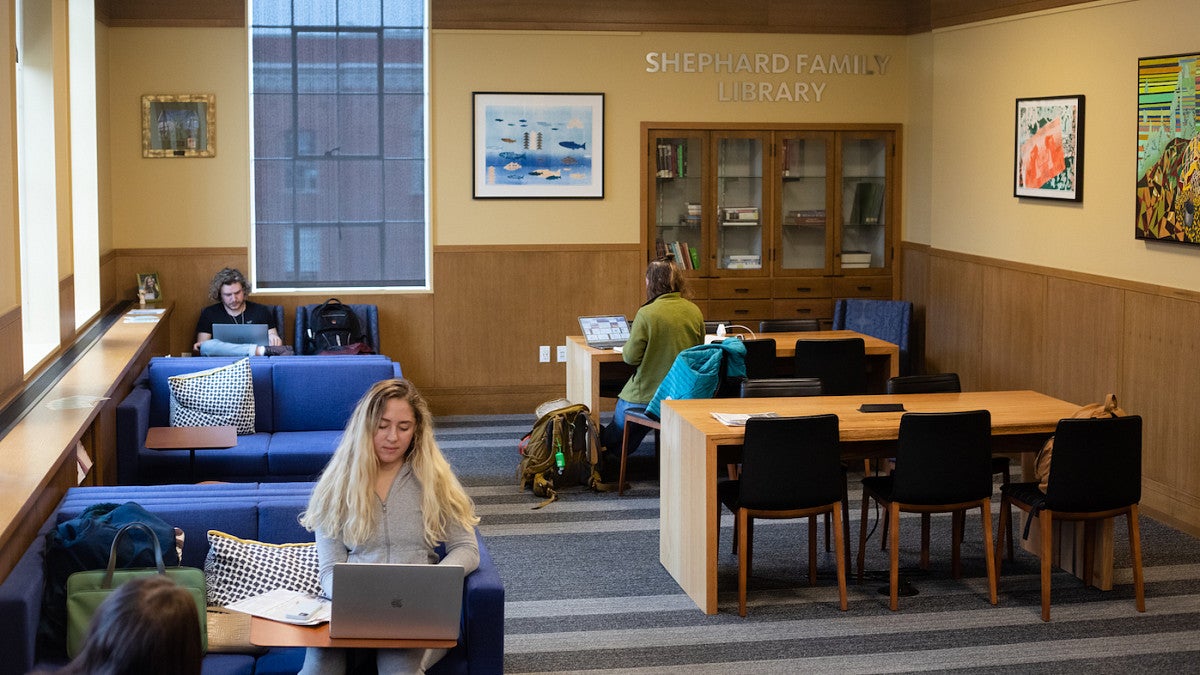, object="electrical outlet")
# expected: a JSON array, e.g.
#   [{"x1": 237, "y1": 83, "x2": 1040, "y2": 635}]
[
  {"x1": 539, "y1": 345, "x2": 550, "y2": 363},
  {"x1": 556, "y1": 345, "x2": 567, "y2": 362}
]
